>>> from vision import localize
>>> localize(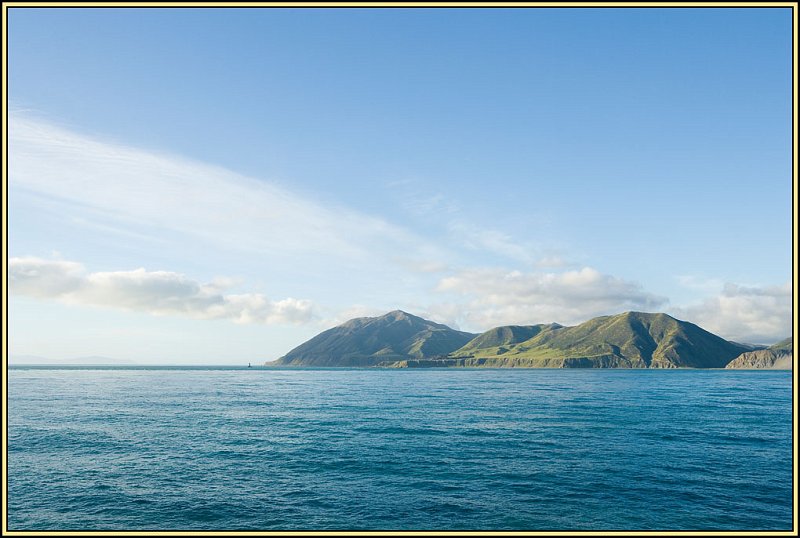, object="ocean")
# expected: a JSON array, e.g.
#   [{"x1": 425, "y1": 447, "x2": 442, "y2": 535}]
[{"x1": 6, "y1": 366, "x2": 794, "y2": 531}]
